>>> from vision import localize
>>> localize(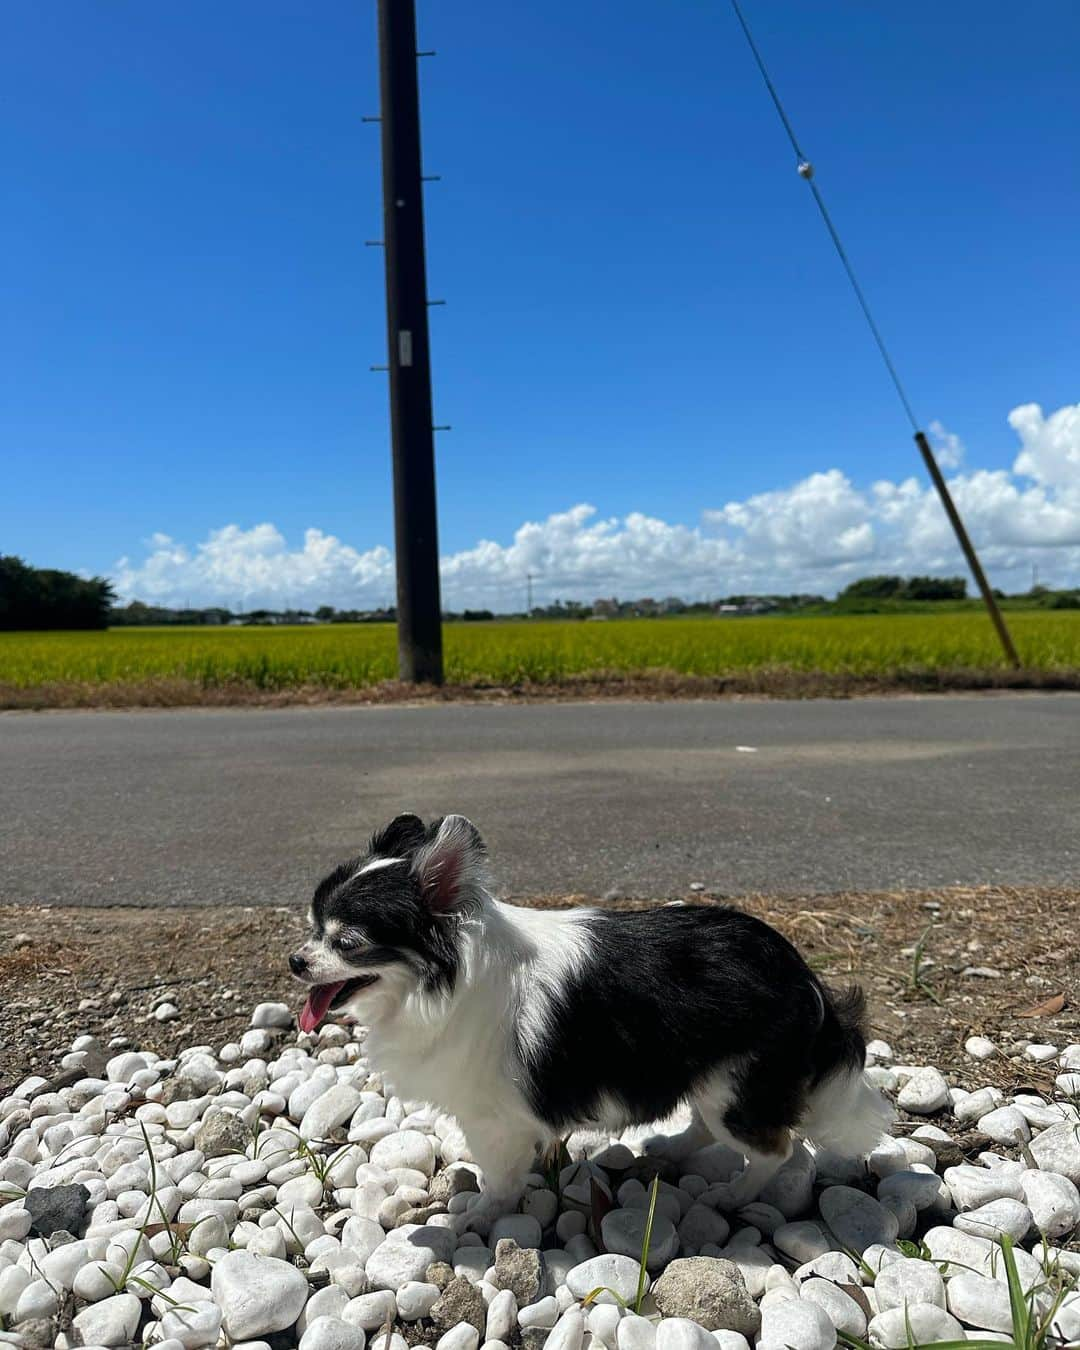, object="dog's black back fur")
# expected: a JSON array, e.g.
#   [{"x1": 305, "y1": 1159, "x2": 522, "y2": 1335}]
[{"x1": 516, "y1": 905, "x2": 866, "y2": 1136}]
